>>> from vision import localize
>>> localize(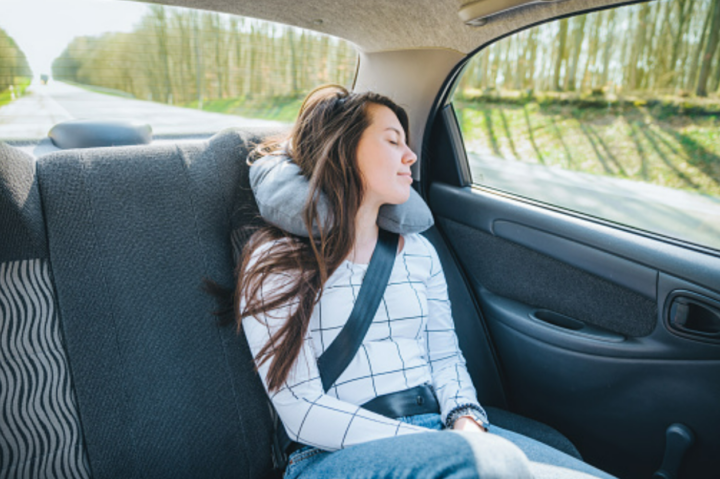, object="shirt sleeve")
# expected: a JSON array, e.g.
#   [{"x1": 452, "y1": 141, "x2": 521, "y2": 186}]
[
  {"x1": 241, "y1": 245, "x2": 435, "y2": 452},
  {"x1": 420, "y1": 236, "x2": 488, "y2": 427}
]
